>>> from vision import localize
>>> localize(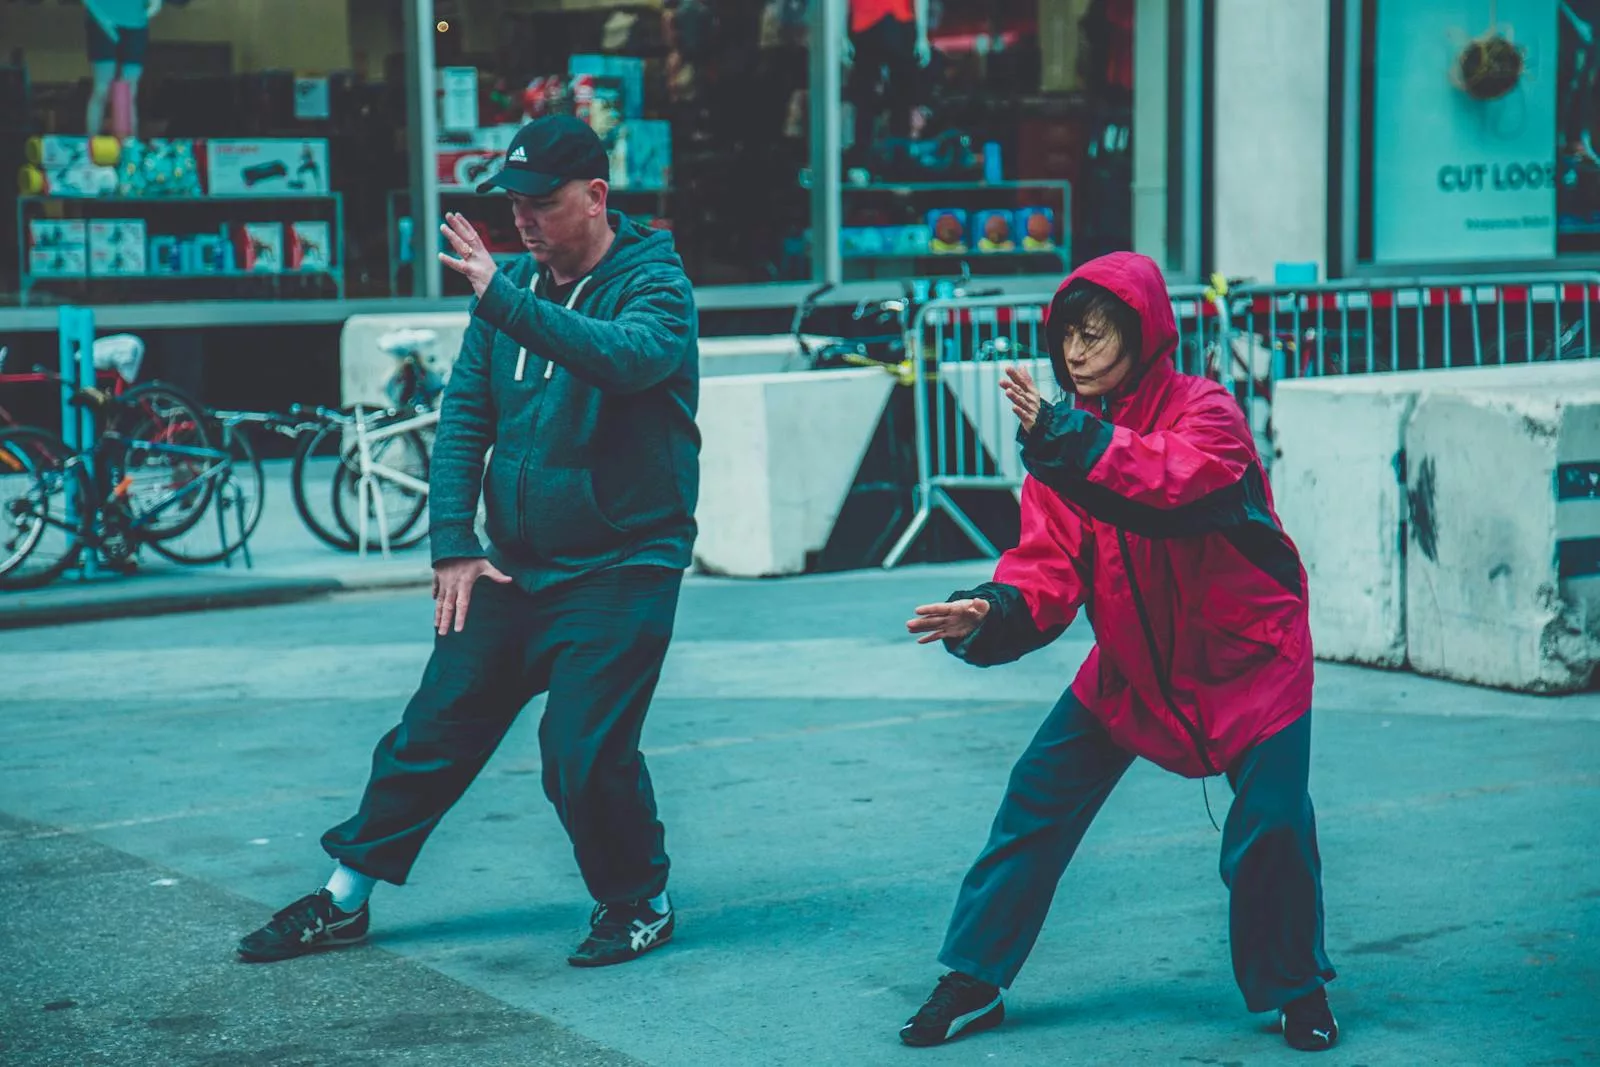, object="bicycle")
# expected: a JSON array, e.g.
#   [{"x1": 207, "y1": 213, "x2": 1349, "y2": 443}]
[
  {"x1": 341, "y1": 402, "x2": 439, "y2": 556},
  {"x1": 285, "y1": 328, "x2": 446, "y2": 554},
  {"x1": 0, "y1": 377, "x2": 242, "y2": 588},
  {"x1": 0, "y1": 333, "x2": 144, "y2": 429},
  {"x1": 288, "y1": 402, "x2": 433, "y2": 554}
]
